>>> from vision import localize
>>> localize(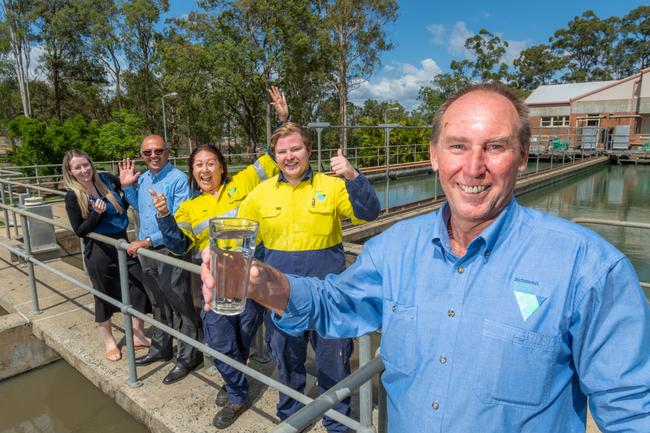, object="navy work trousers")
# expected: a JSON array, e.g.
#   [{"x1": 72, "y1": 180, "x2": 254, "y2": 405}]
[
  {"x1": 202, "y1": 299, "x2": 264, "y2": 405},
  {"x1": 264, "y1": 311, "x2": 353, "y2": 433}
]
